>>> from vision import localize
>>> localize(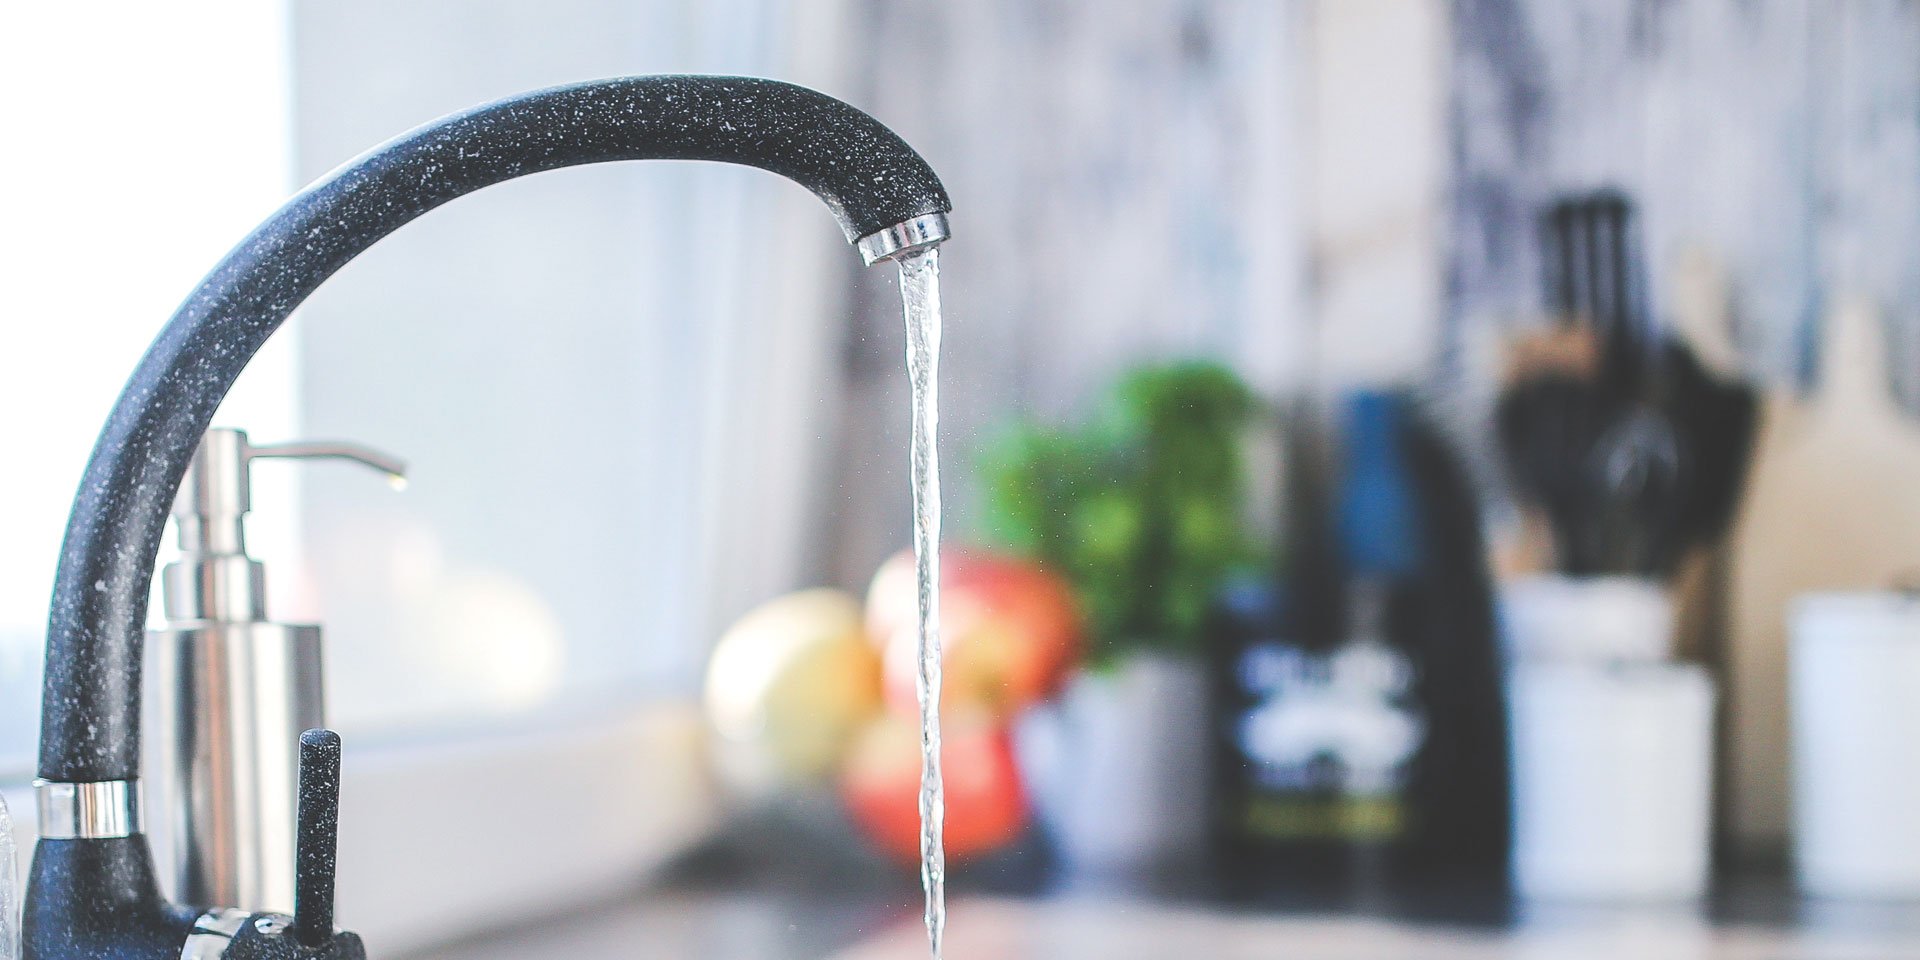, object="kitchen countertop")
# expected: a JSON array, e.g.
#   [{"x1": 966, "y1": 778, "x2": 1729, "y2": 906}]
[
  {"x1": 852, "y1": 896, "x2": 1920, "y2": 960},
  {"x1": 410, "y1": 889, "x2": 1920, "y2": 960},
  {"x1": 404, "y1": 838, "x2": 1920, "y2": 960},
  {"x1": 404, "y1": 818, "x2": 1920, "y2": 958}
]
